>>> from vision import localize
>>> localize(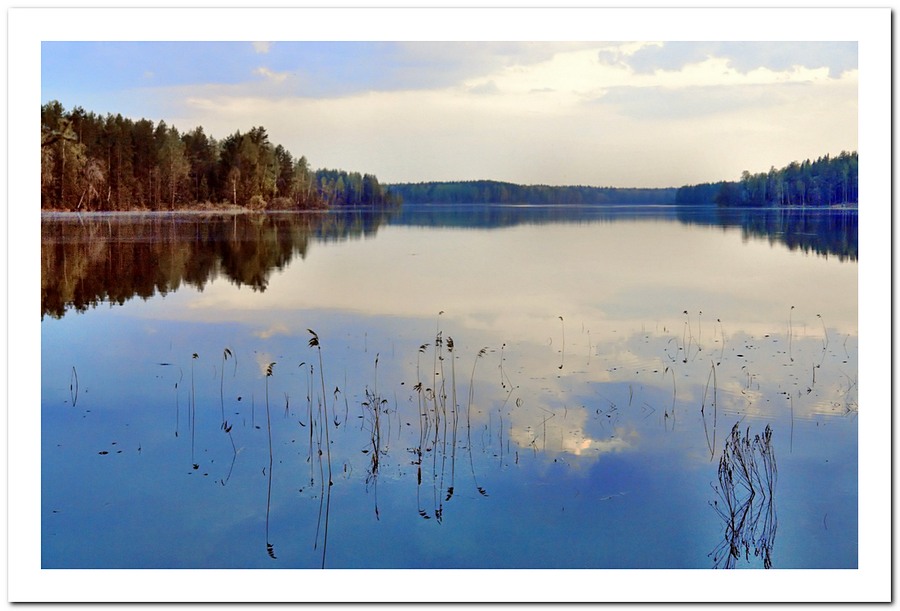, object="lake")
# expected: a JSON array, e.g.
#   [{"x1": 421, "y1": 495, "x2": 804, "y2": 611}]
[{"x1": 40, "y1": 204, "x2": 858, "y2": 573}]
